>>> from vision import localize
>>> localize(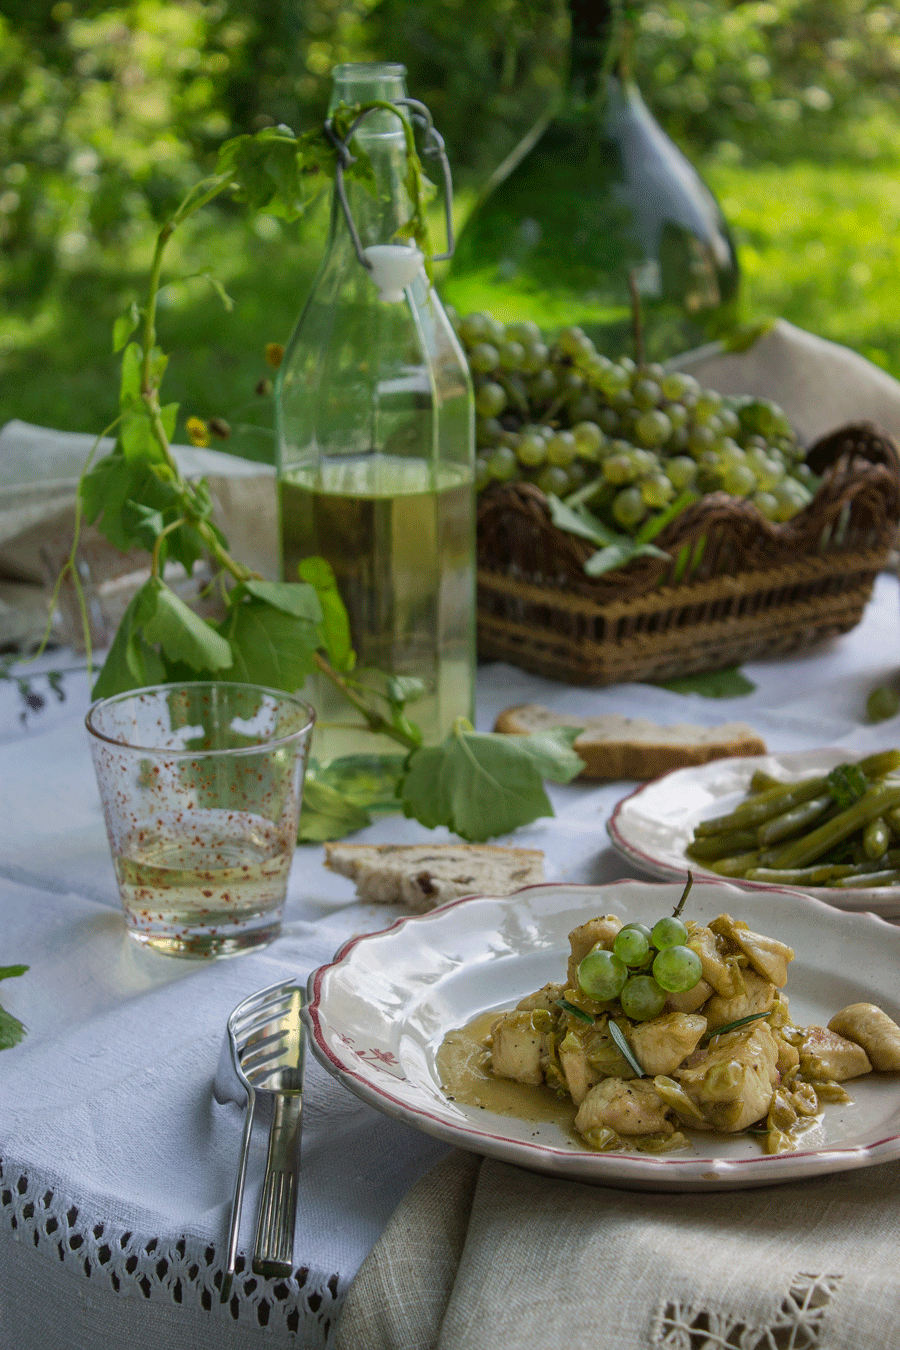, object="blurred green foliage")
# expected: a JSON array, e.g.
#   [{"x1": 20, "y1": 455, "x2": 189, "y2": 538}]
[{"x1": 2, "y1": 0, "x2": 900, "y2": 441}]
